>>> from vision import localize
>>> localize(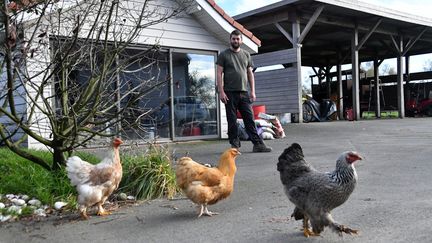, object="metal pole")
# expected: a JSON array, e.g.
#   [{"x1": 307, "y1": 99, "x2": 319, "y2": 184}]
[{"x1": 351, "y1": 23, "x2": 360, "y2": 120}]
